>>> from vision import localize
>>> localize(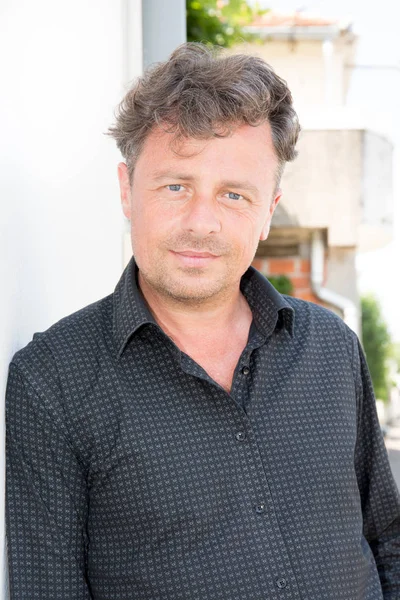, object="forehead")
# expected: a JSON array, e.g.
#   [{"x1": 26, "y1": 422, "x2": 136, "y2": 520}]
[{"x1": 135, "y1": 121, "x2": 279, "y2": 179}]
